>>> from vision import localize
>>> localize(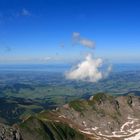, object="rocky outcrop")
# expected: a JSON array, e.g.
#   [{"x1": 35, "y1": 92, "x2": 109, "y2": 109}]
[
  {"x1": 57, "y1": 93, "x2": 140, "y2": 139},
  {"x1": 0, "y1": 124, "x2": 21, "y2": 140}
]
